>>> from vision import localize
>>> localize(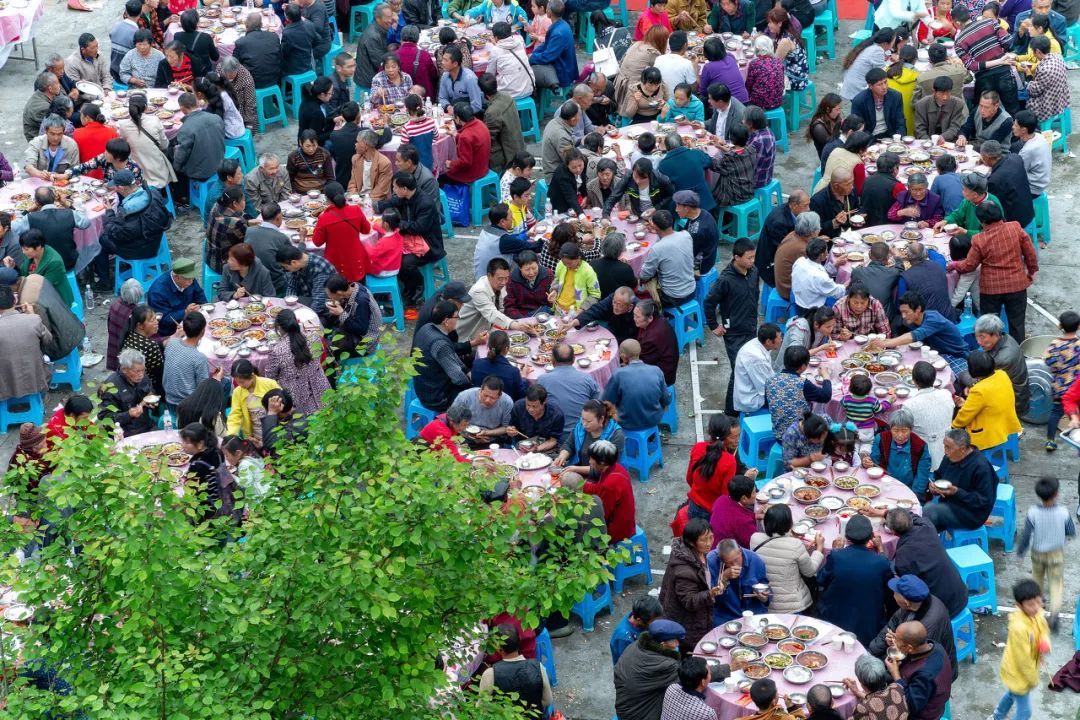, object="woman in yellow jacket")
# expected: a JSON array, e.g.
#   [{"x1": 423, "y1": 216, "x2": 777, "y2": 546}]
[
  {"x1": 991, "y1": 579, "x2": 1050, "y2": 720},
  {"x1": 952, "y1": 350, "x2": 1022, "y2": 450},
  {"x1": 227, "y1": 359, "x2": 281, "y2": 441},
  {"x1": 886, "y1": 46, "x2": 920, "y2": 136}
]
